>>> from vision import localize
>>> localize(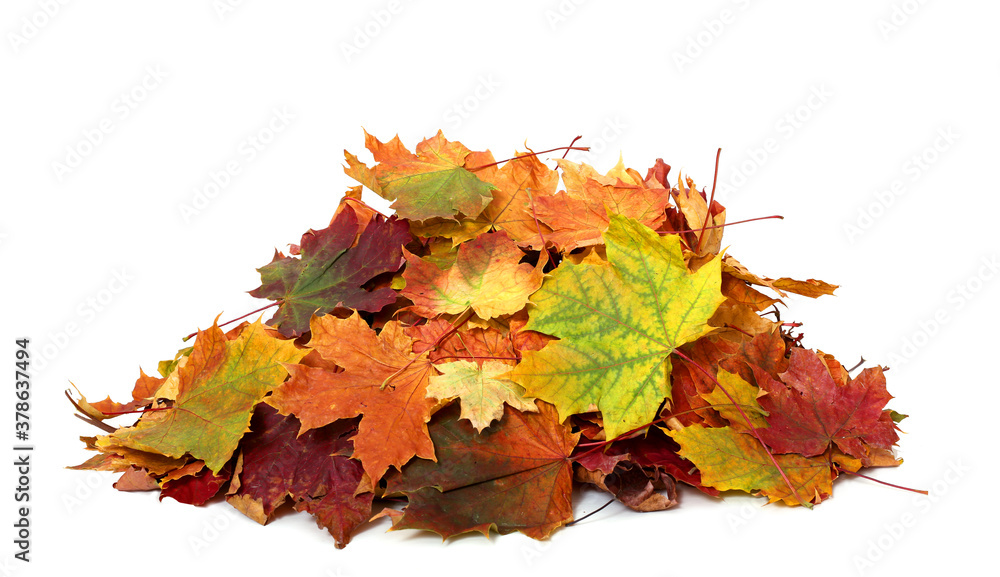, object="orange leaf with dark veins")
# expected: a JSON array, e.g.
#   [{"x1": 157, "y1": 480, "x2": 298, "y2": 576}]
[
  {"x1": 535, "y1": 160, "x2": 671, "y2": 251},
  {"x1": 407, "y1": 318, "x2": 517, "y2": 365},
  {"x1": 401, "y1": 230, "x2": 544, "y2": 320},
  {"x1": 267, "y1": 313, "x2": 439, "y2": 483}
]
